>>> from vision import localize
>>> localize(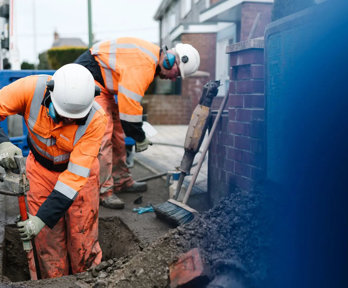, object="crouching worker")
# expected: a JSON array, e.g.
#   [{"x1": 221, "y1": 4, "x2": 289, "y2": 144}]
[{"x1": 0, "y1": 64, "x2": 107, "y2": 279}]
